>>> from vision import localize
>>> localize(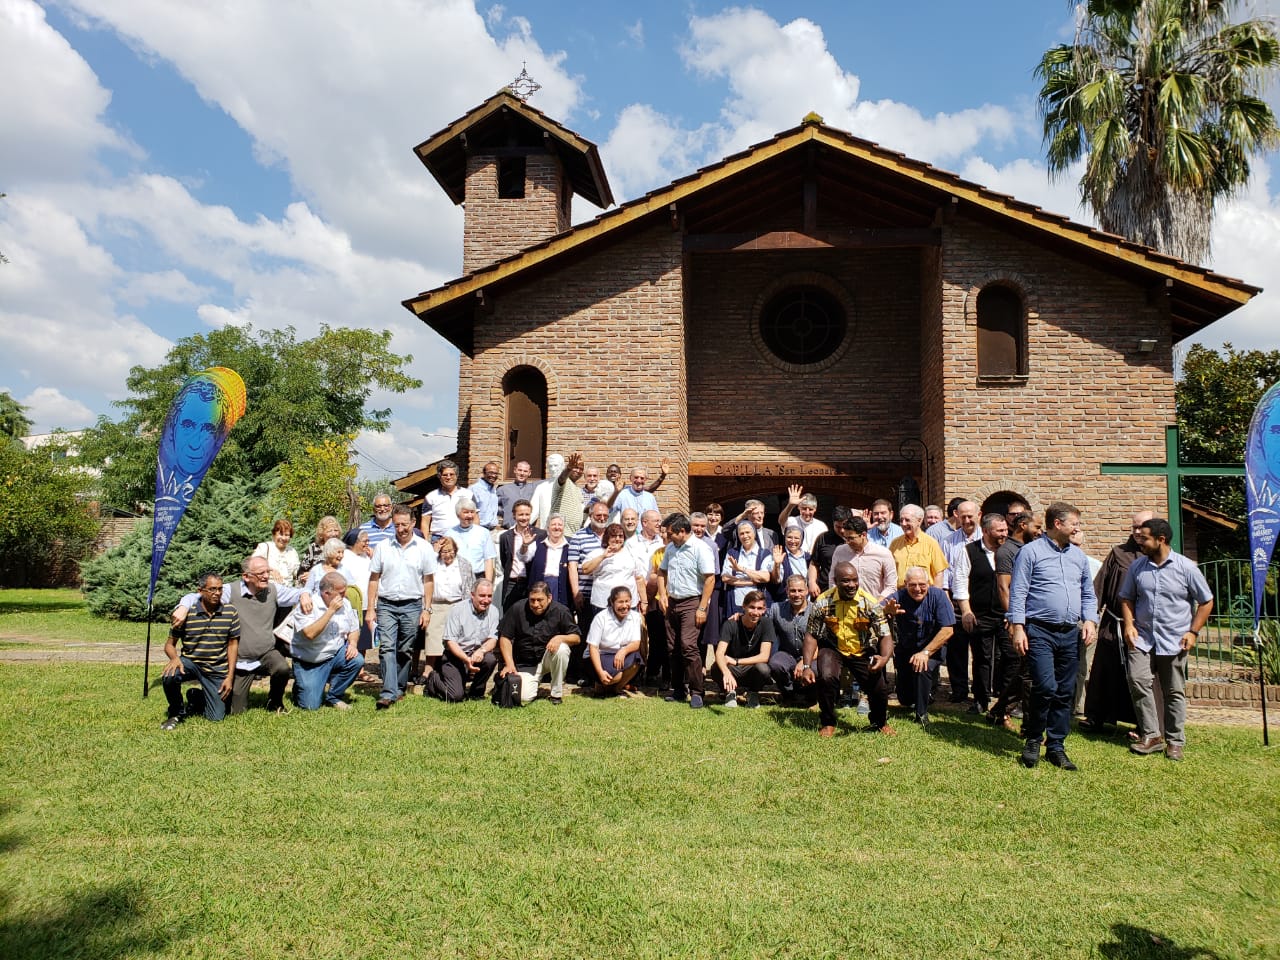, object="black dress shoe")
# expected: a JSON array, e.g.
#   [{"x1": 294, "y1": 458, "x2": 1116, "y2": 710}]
[
  {"x1": 1045, "y1": 751, "x2": 1078, "y2": 771},
  {"x1": 1019, "y1": 739, "x2": 1041, "y2": 768}
]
